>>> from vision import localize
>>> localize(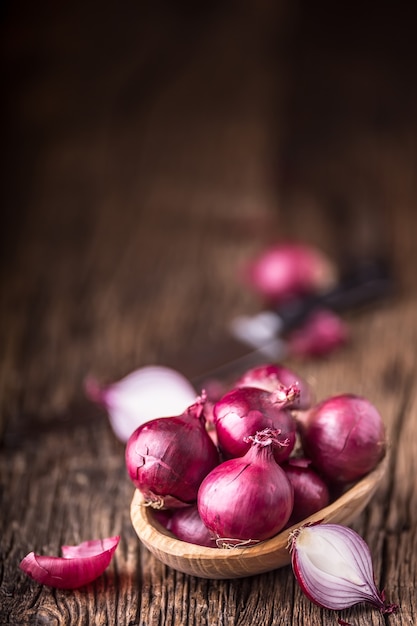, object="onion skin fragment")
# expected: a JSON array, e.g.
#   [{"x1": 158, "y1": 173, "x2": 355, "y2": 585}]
[{"x1": 19, "y1": 536, "x2": 120, "y2": 589}]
